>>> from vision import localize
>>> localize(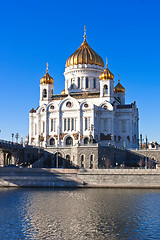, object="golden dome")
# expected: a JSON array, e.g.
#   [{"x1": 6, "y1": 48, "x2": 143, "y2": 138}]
[
  {"x1": 61, "y1": 89, "x2": 65, "y2": 95},
  {"x1": 40, "y1": 63, "x2": 54, "y2": 85},
  {"x1": 99, "y1": 62, "x2": 114, "y2": 80},
  {"x1": 114, "y1": 80, "x2": 125, "y2": 93},
  {"x1": 66, "y1": 36, "x2": 104, "y2": 68}
]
